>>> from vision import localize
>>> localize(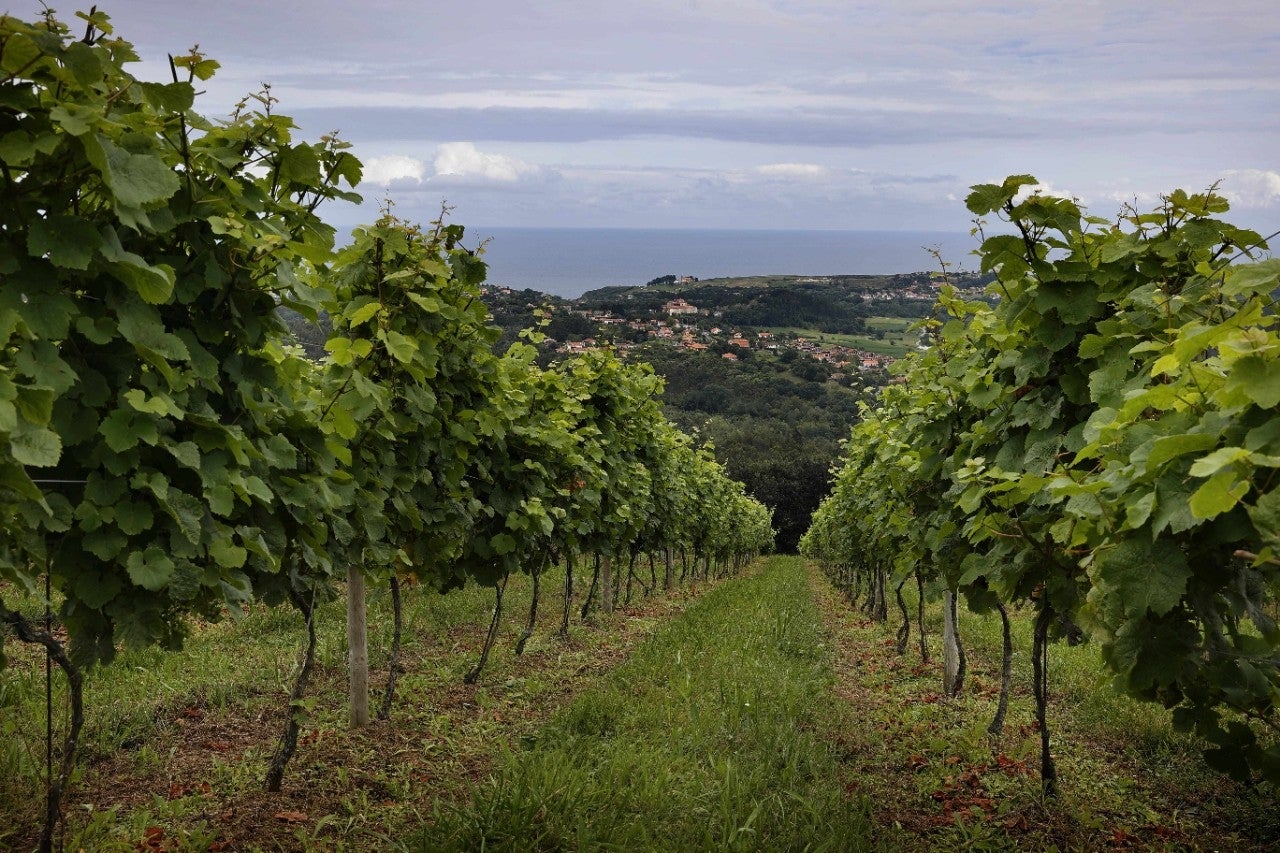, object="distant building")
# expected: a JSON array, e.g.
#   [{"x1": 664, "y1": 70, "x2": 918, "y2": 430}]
[
  {"x1": 665, "y1": 298, "x2": 698, "y2": 316},
  {"x1": 722, "y1": 352, "x2": 738, "y2": 360}
]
